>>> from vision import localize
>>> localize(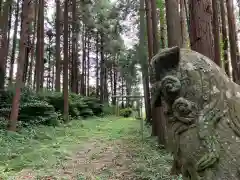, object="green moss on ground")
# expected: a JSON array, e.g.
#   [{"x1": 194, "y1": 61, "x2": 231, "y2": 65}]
[{"x1": 0, "y1": 117, "x2": 182, "y2": 179}]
